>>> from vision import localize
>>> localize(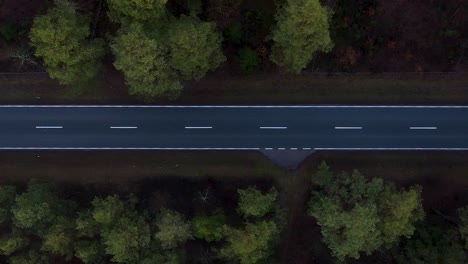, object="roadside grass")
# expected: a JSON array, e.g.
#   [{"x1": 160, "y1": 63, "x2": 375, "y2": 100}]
[
  {"x1": 0, "y1": 151, "x2": 284, "y2": 187},
  {"x1": 182, "y1": 73, "x2": 468, "y2": 104},
  {"x1": 1, "y1": 71, "x2": 468, "y2": 104}
]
